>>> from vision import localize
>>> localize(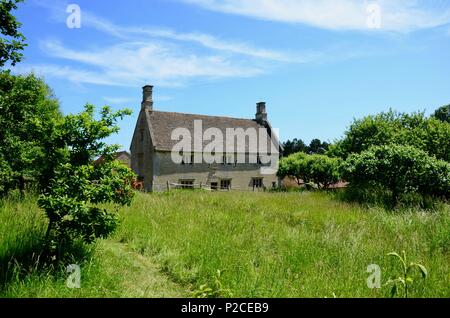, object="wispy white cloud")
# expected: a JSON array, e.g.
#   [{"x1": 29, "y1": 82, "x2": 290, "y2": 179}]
[
  {"x1": 35, "y1": 39, "x2": 263, "y2": 87},
  {"x1": 15, "y1": 64, "x2": 129, "y2": 86},
  {"x1": 25, "y1": 0, "x2": 427, "y2": 88},
  {"x1": 103, "y1": 97, "x2": 138, "y2": 104},
  {"x1": 103, "y1": 95, "x2": 172, "y2": 104},
  {"x1": 80, "y1": 11, "x2": 303, "y2": 63},
  {"x1": 180, "y1": 0, "x2": 450, "y2": 32},
  {"x1": 36, "y1": 0, "x2": 303, "y2": 62},
  {"x1": 24, "y1": 1, "x2": 317, "y2": 87}
]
